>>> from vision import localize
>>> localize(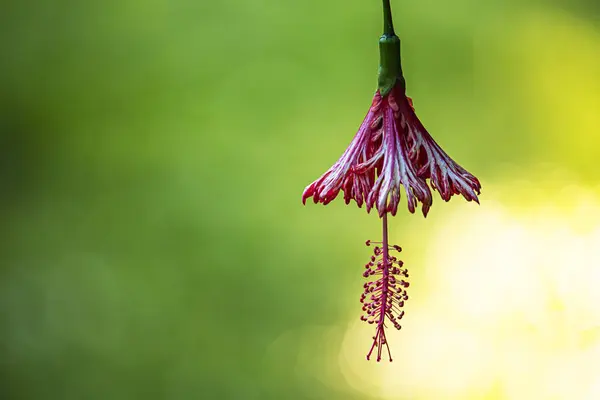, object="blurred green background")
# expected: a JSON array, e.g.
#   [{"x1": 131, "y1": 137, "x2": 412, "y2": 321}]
[{"x1": 1, "y1": 0, "x2": 599, "y2": 399}]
